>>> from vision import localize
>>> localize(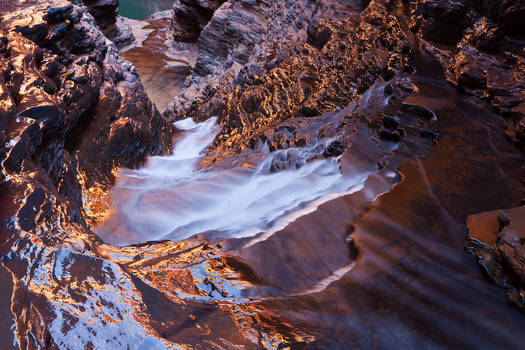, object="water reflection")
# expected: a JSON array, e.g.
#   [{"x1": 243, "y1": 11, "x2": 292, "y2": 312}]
[{"x1": 121, "y1": 13, "x2": 191, "y2": 112}]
